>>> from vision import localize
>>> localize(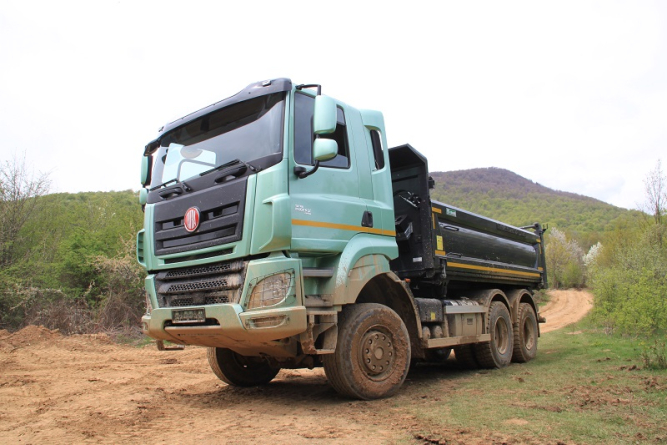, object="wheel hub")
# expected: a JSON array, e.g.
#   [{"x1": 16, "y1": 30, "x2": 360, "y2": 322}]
[
  {"x1": 360, "y1": 329, "x2": 395, "y2": 377},
  {"x1": 495, "y1": 319, "x2": 509, "y2": 355},
  {"x1": 524, "y1": 322, "x2": 536, "y2": 349}
]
